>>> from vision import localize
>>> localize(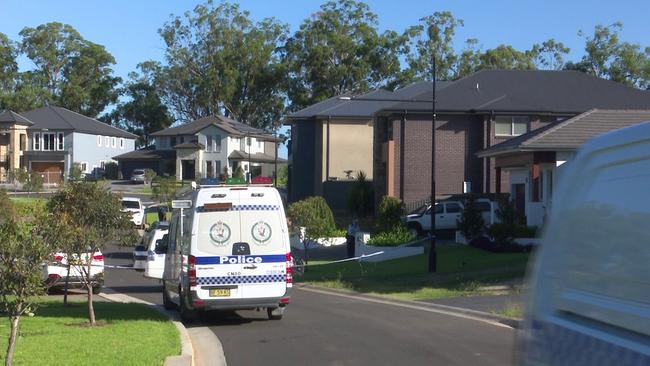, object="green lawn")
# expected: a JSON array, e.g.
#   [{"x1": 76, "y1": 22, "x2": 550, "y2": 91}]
[
  {"x1": 0, "y1": 301, "x2": 180, "y2": 366},
  {"x1": 298, "y1": 245, "x2": 531, "y2": 301}
]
